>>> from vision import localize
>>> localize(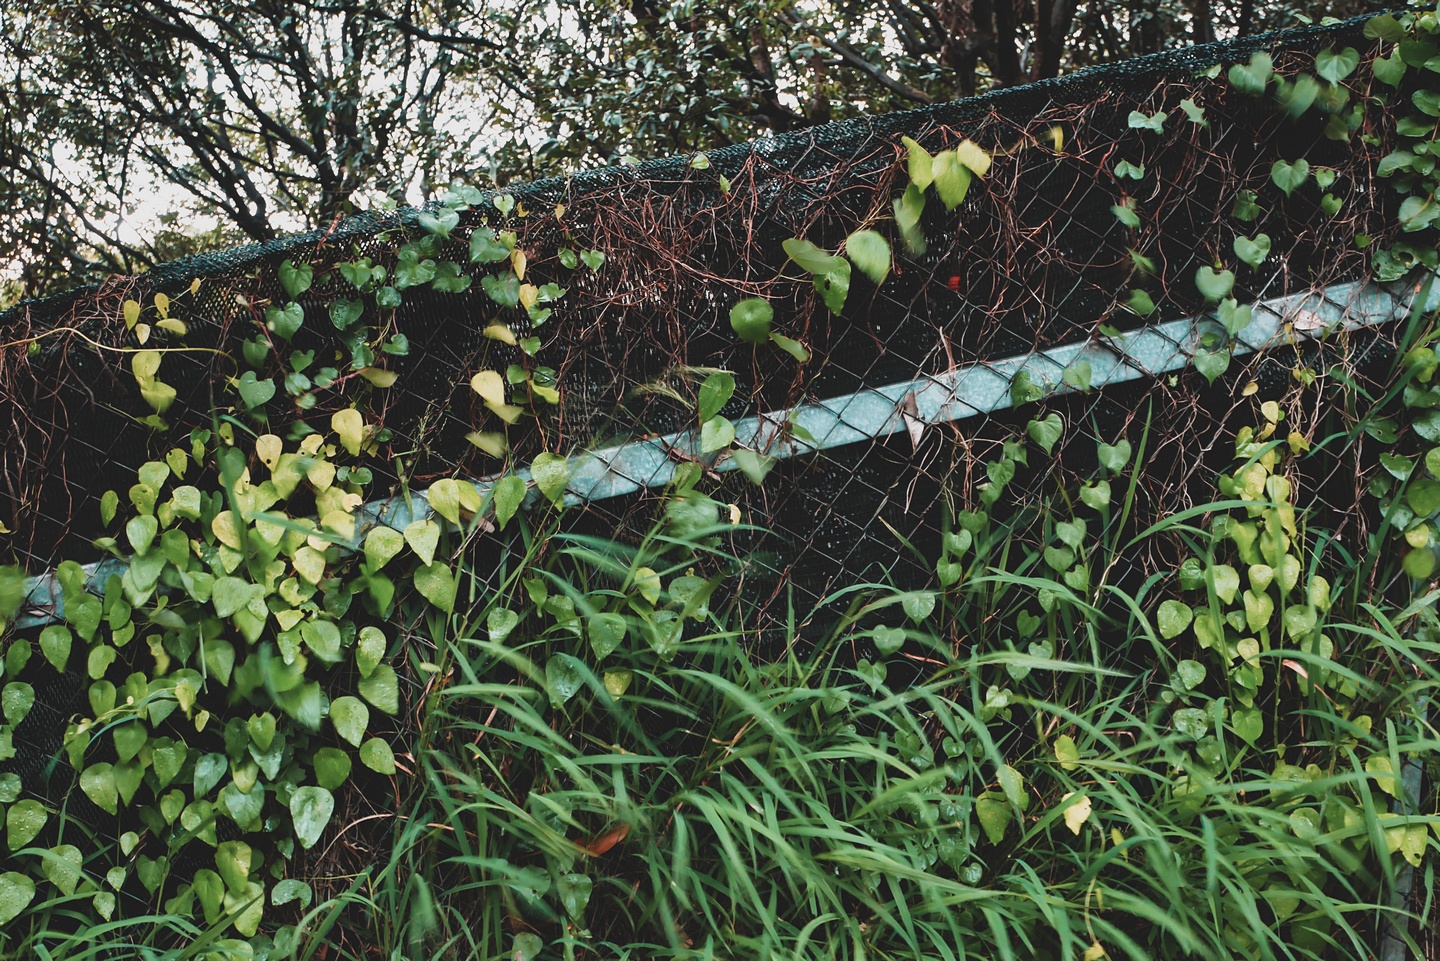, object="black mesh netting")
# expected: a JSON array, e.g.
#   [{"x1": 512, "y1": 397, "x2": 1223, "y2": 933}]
[
  {"x1": 0, "y1": 11, "x2": 1416, "y2": 766},
  {"x1": 0, "y1": 15, "x2": 1425, "y2": 885},
  {"x1": 0, "y1": 17, "x2": 1401, "y2": 565},
  {"x1": 0, "y1": 16, "x2": 1407, "y2": 595}
]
